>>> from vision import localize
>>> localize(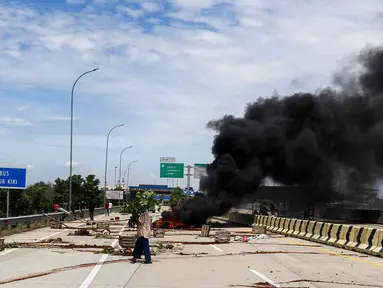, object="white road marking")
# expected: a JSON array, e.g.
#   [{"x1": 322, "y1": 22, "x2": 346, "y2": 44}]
[
  {"x1": 34, "y1": 230, "x2": 68, "y2": 242},
  {"x1": 209, "y1": 244, "x2": 223, "y2": 252},
  {"x1": 0, "y1": 229, "x2": 71, "y2": 257},
  {"x1": 249, "y1": 268, "x2": 281, "y2": 288},
  {"x1": 0, "y1": 248, "x2": 17, "y2": 257},
  {"x1": 0, "y1": 217, "x2": 90, "y2": 257},
  {"x1": 79, "y1": 220, "x2": 129, "y2": 288},
  {"x1": 79, "y1": 254, "x2": 109, "y2": 288}
]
